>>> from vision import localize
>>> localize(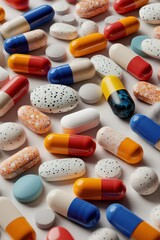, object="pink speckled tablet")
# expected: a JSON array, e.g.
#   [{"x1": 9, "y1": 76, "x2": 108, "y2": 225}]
[{"x1": 154, "y1": 26, "x2": 160, "y2": 39}]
